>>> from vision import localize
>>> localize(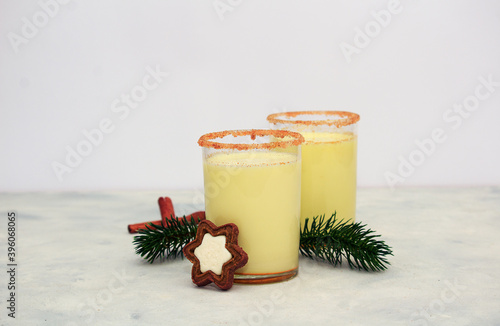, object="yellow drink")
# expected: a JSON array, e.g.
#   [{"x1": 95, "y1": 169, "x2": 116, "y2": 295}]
[
  {"x1": 300, "y1": 132, "x2": 357, "y2": 226},
  {"x1": 203, "y1": 151, "x2": 301, "y2": 275},
  {"x1": 267, "y1": 111, "x2": 360, "y2": 229}
]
